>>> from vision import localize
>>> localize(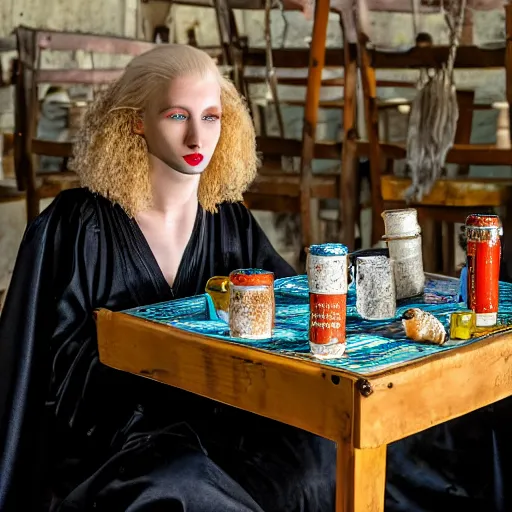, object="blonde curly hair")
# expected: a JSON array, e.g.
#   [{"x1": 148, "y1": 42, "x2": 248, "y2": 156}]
[{"x1": 72, "y1": 44, "x2": 258, "y2": 215}]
